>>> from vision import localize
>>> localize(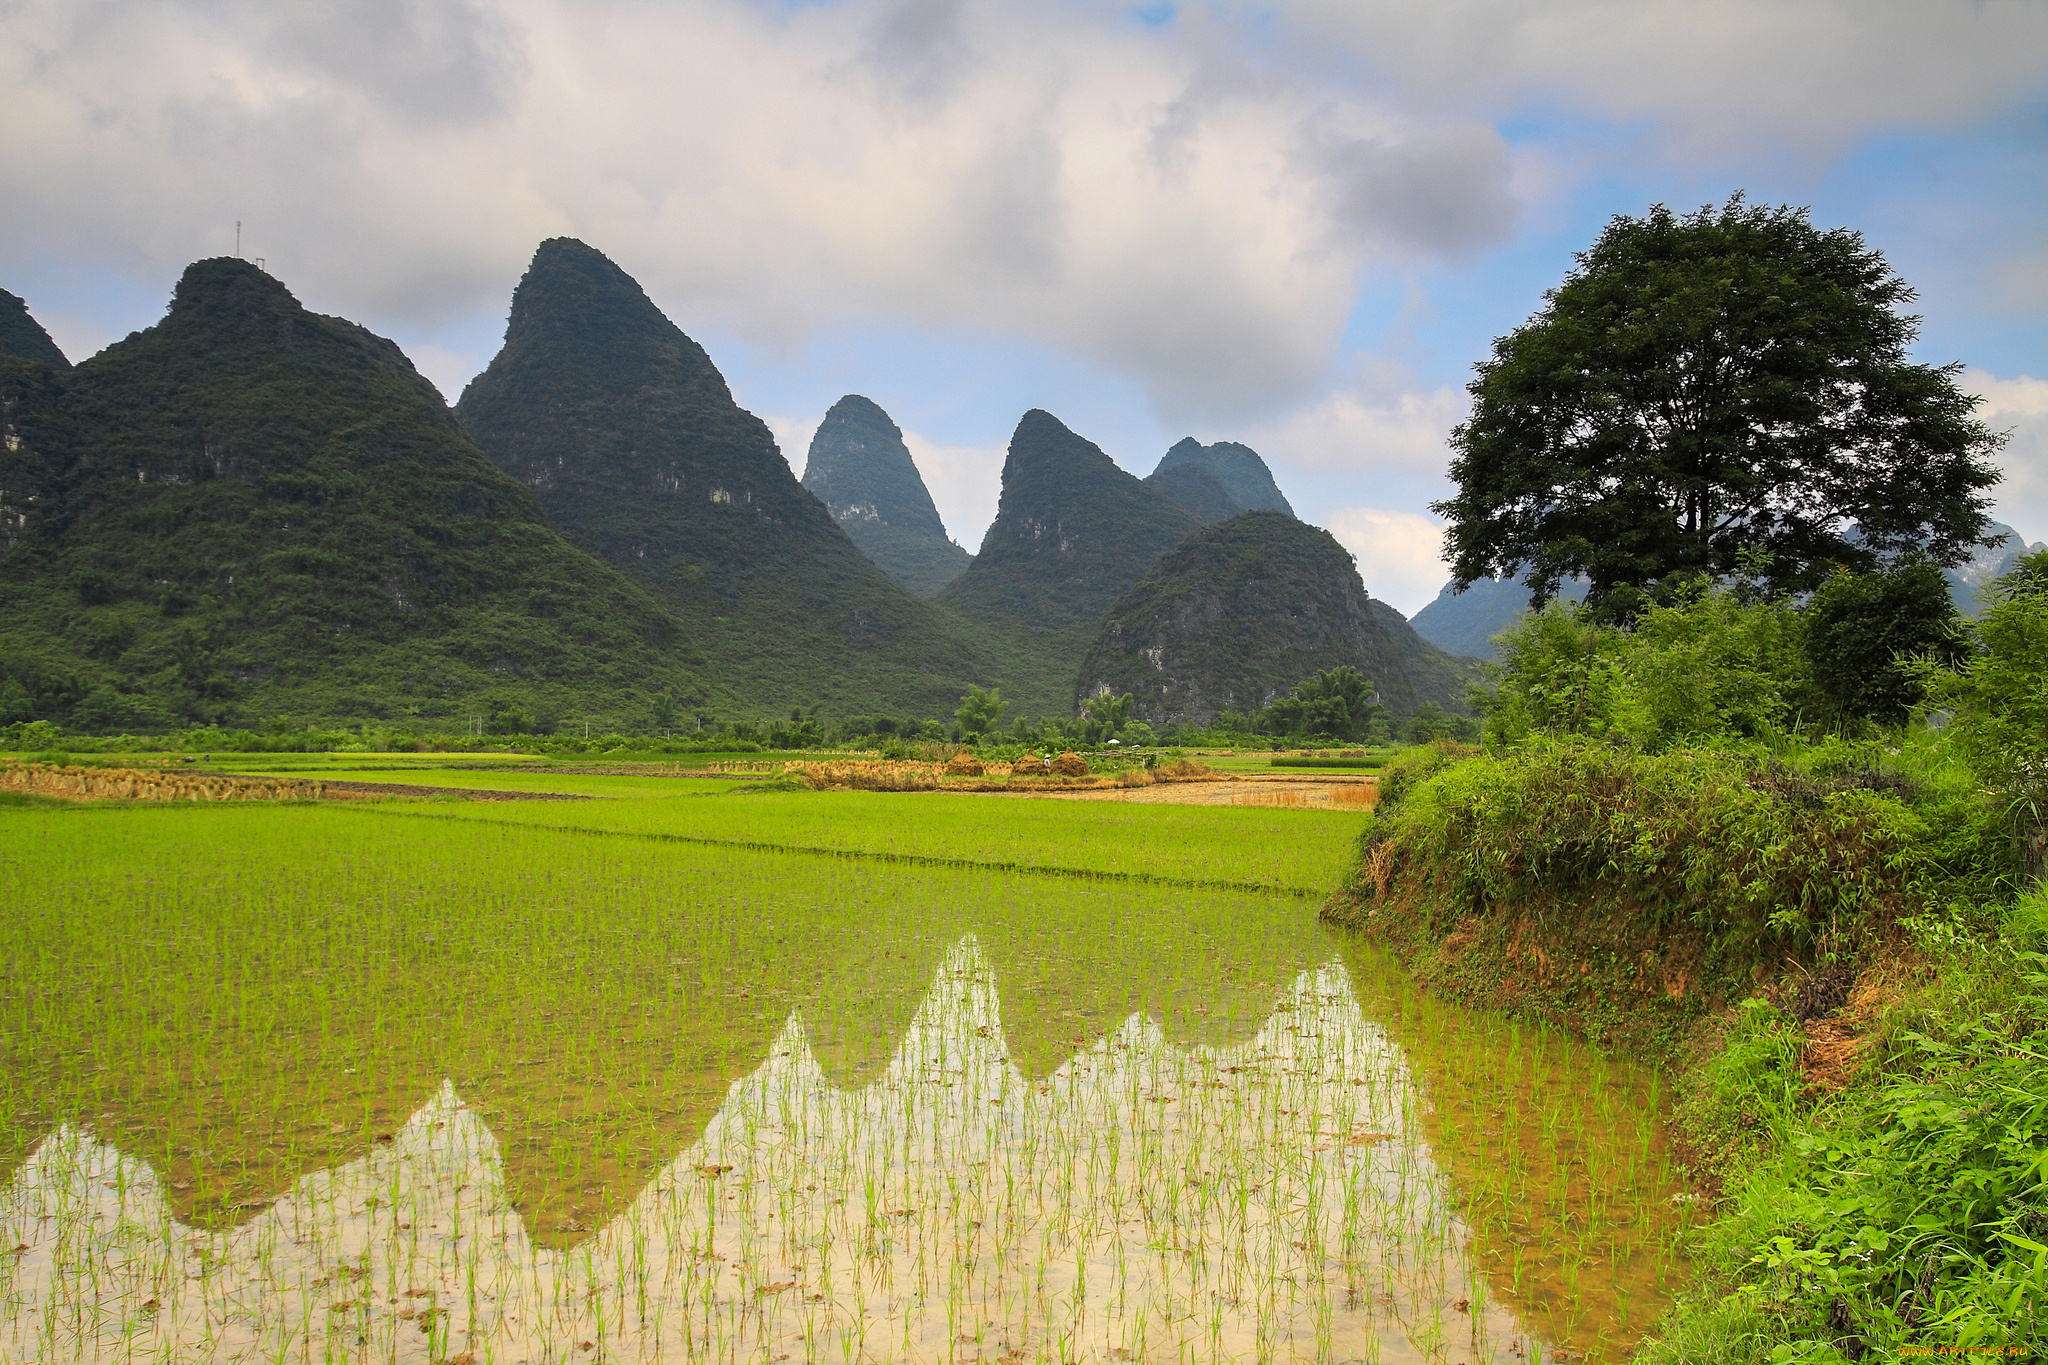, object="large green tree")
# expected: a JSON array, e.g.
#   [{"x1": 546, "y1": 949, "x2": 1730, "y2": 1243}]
[{"x1": 1434, "y1": 196, "x2": 2003, "y2": 618}]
